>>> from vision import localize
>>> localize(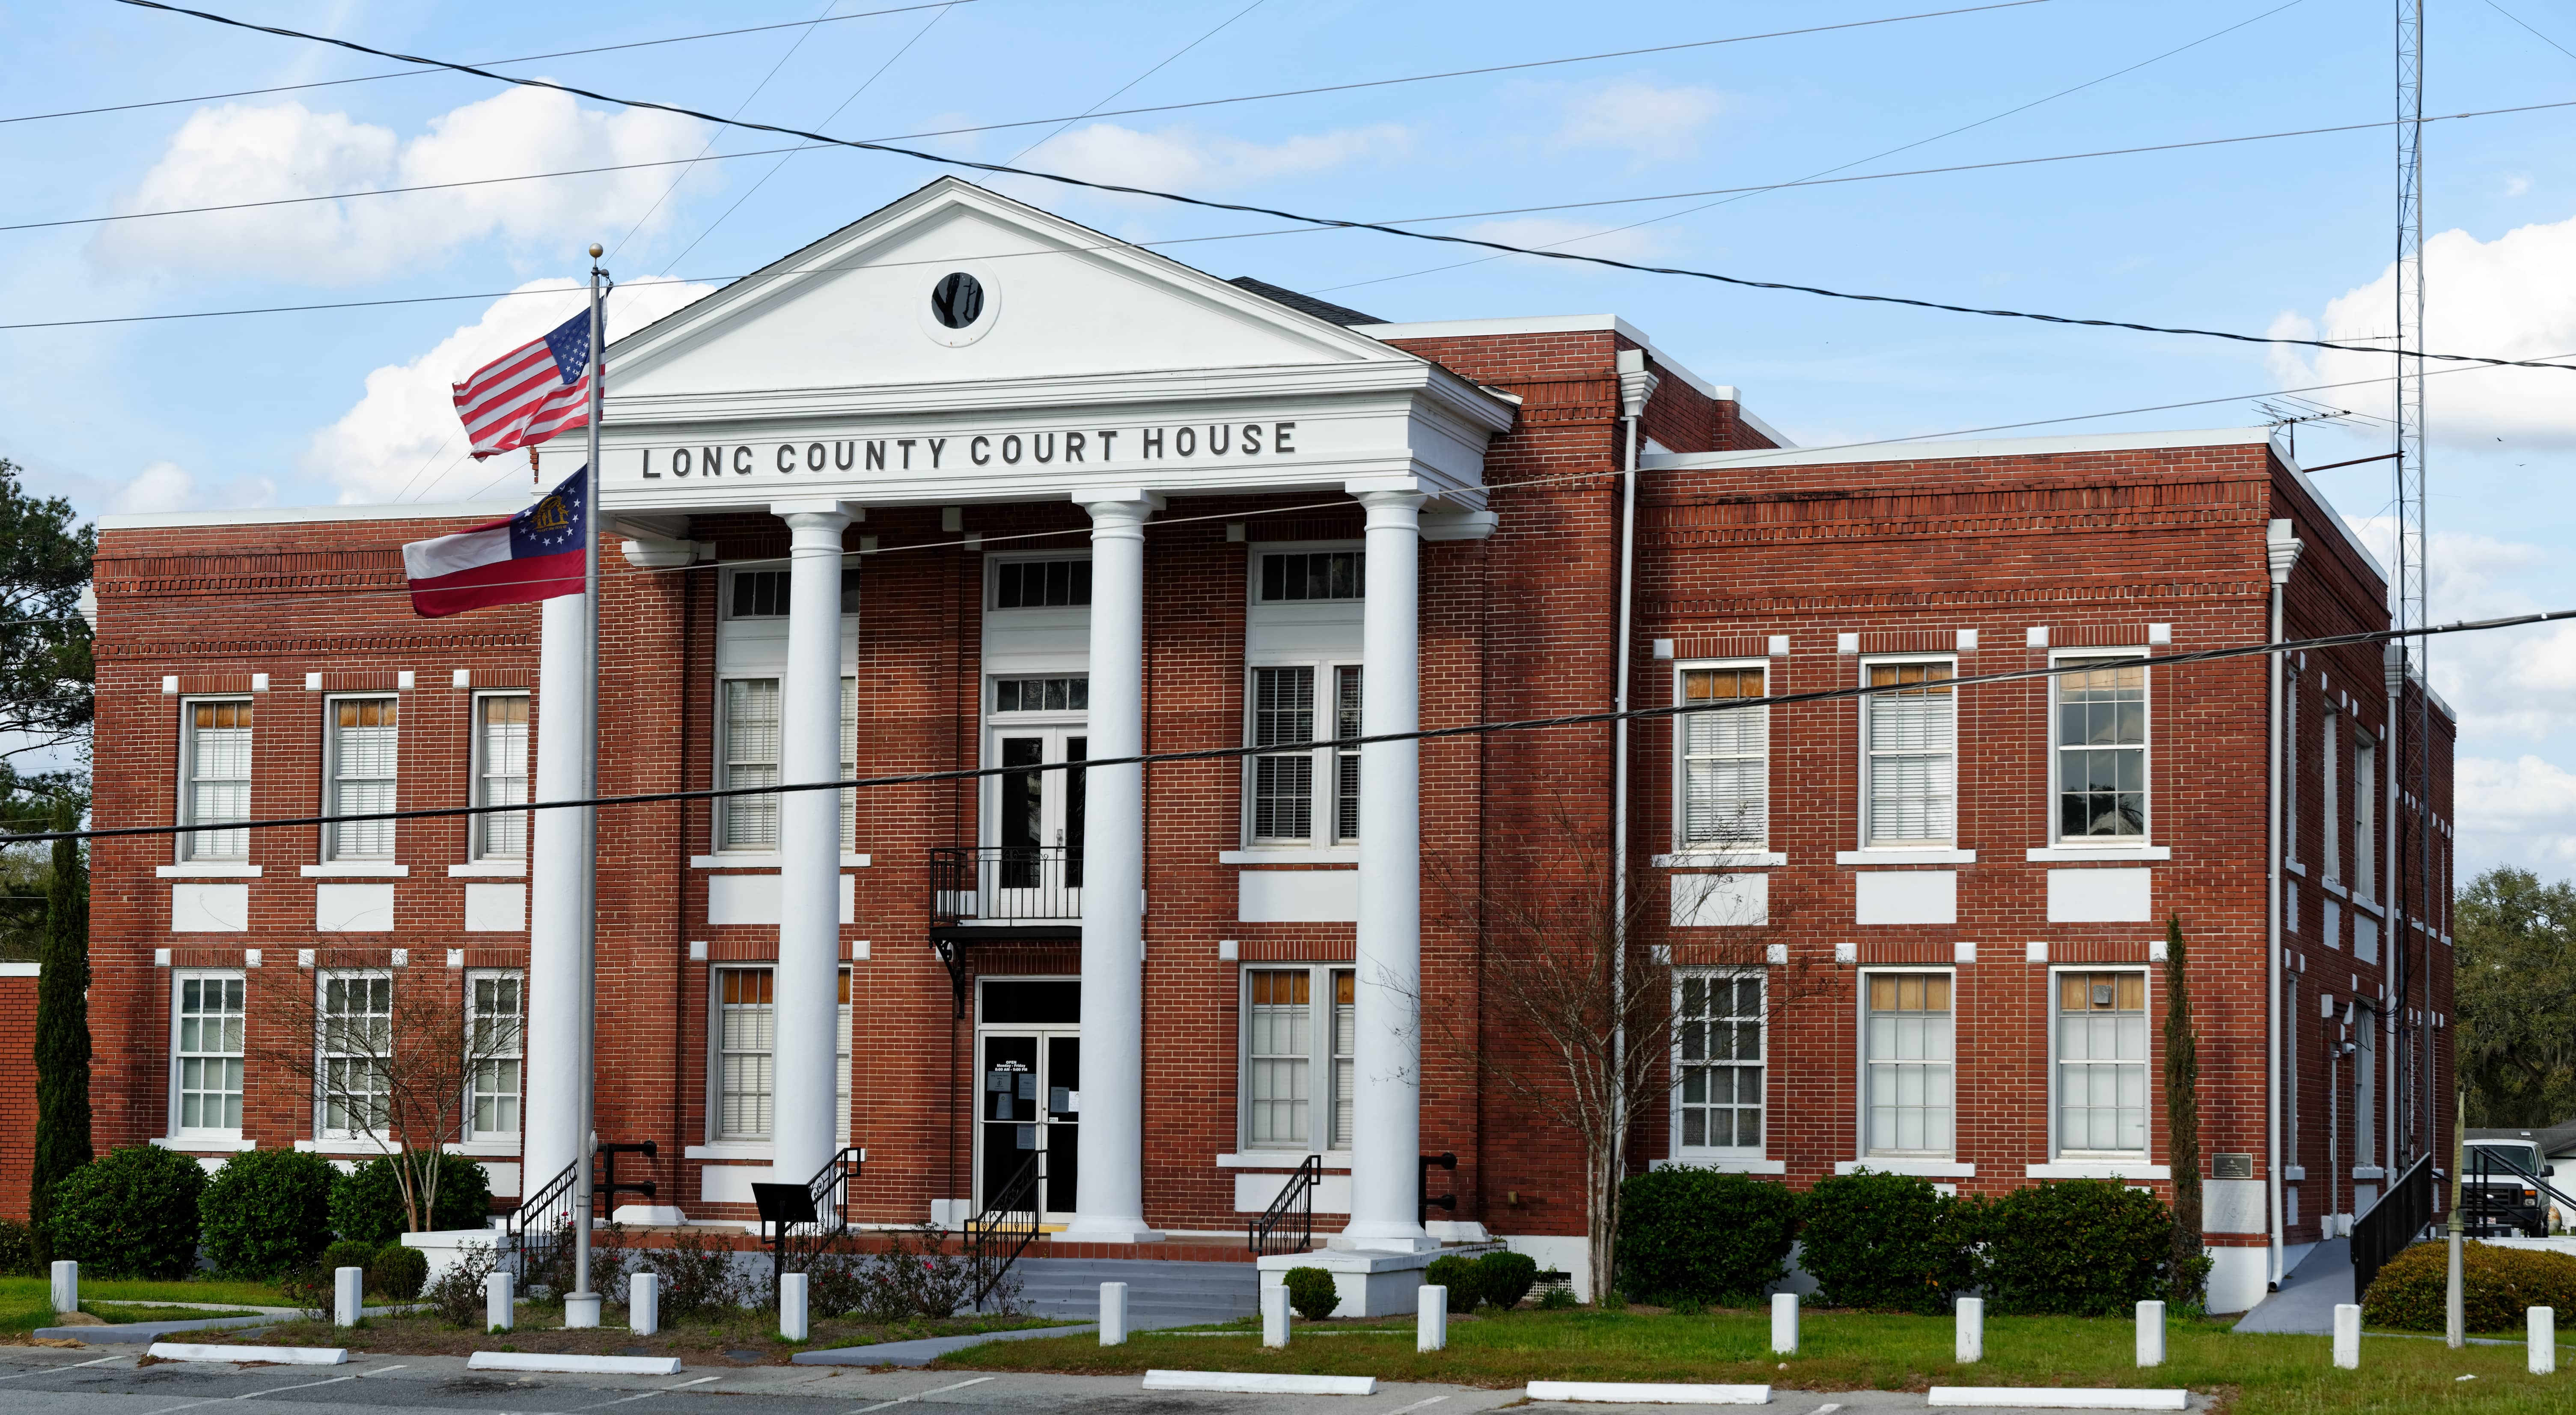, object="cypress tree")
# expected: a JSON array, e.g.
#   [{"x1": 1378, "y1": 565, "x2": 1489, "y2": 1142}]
[
  {"x1": 30, "y1": 798, "x2": 92, "y2": 1257},
  {"x1": 2163, "y1": 913, "x2": 2204, "y2": 1308}
]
